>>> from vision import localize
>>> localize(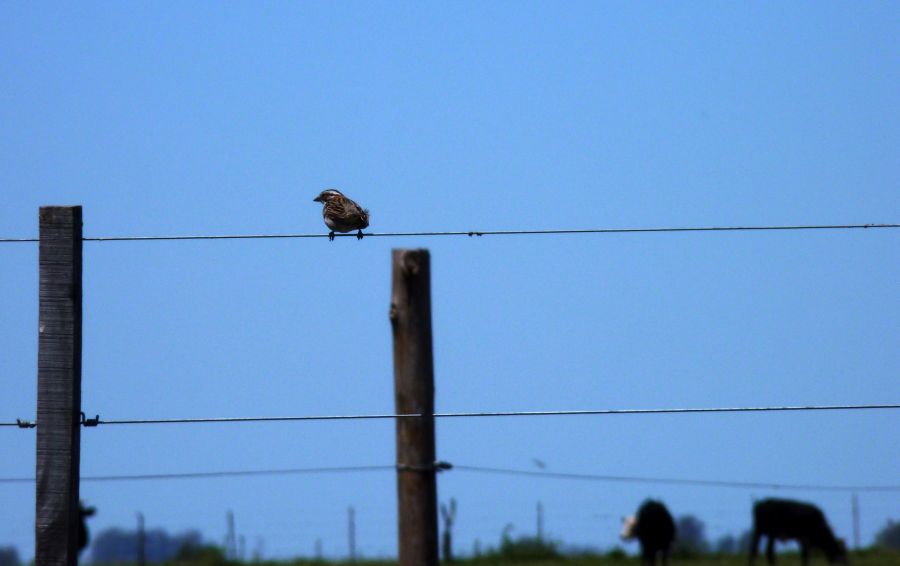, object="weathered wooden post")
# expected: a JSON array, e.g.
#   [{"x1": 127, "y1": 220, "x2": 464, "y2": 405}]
[
  {"x1": 390, "y1": 249, "x2": 439, "y2": 566},
  {"x1": 36, "y1": 206, "x2": 83, "y2": 566}
]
